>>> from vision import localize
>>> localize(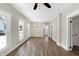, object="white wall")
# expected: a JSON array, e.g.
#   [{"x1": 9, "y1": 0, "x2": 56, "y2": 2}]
[
  {"x1": 0, "y1": 3, "x2": 31, "y2": 55},
  {"x1": 52, "y1": 4, "x2": 79, "y2": 50},
  {"x1": 24, "y1": 21, "x2": 31, "y2": 37},
  {"x1": 30, "y1": 22, "x2": 45, "y2": 37},
  {"x1": 60, "y1": 4, "x2": 79, "y2": 50},
  {"x1": 50, "y1": 14, "x2": 61, "y2": 45}
]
